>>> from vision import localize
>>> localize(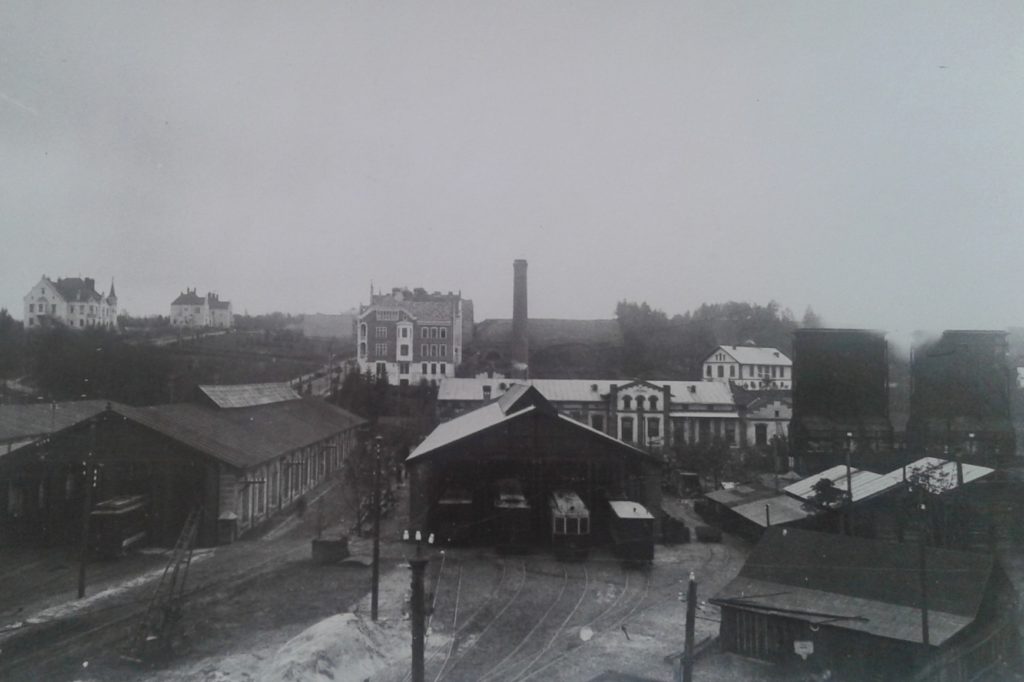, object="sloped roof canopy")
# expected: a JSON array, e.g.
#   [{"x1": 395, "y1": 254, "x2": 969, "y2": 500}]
[
  {"x1": 712, "y1": 528, "x2": 999, "y2": 645},
  {"x1": 0, "y1": 400, "x2": 122, "y2": 445},
  {"x1": 199, "y1": 383, "x2": 301, "y2": 408},
  {"x1": 408, "y1": 384, "x2": 652, "y2": 462}
]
